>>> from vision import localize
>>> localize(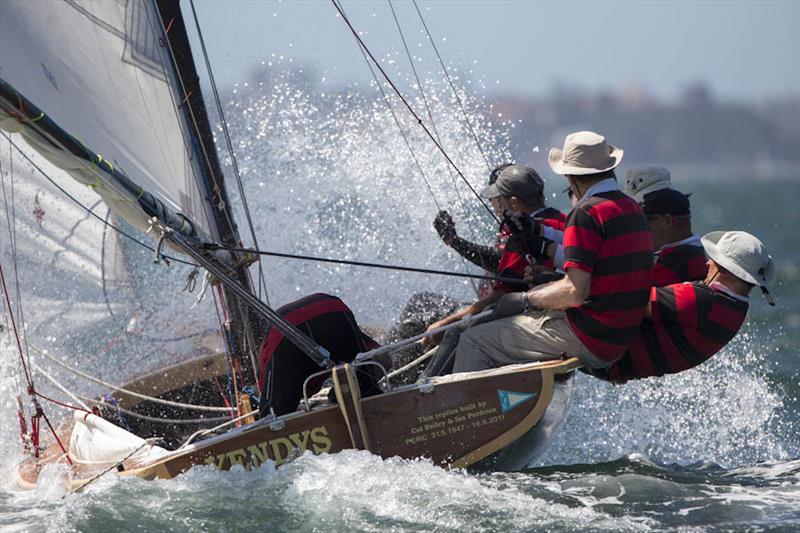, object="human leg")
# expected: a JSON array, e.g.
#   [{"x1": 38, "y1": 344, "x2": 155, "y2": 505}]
[{"x1": 452, "y1": 310, "x2": 590, "y2": 373}]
